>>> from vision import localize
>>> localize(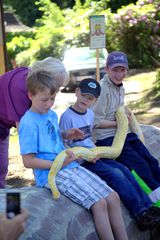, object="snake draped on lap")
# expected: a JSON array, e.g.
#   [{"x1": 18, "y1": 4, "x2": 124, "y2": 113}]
[{"x1": 48, "y1": 105, "x2": 143, "y2": 199}]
